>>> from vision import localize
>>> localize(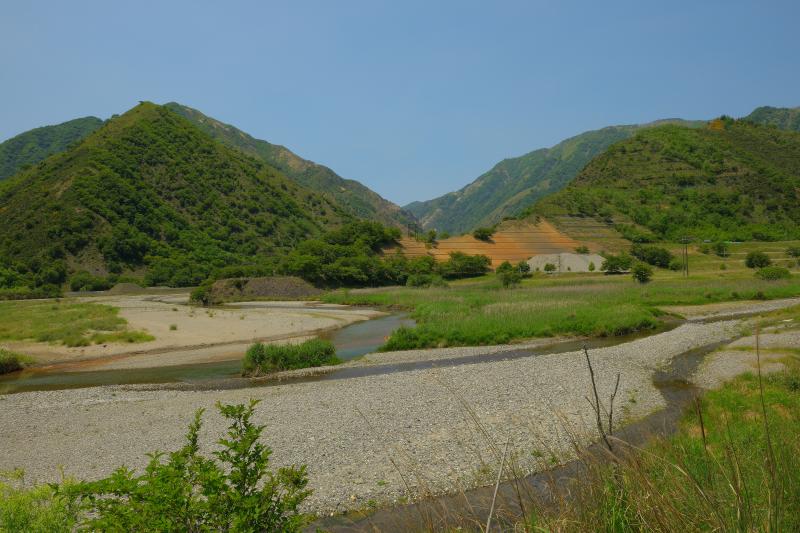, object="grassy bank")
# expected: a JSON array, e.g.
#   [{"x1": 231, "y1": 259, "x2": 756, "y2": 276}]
[
  {"x1": 524, "y1": 354, "x2": 800, "y2": 531},
  {"x1": 324, "y1": 273, "x2": 800, "y2": 350},
  {"x1": 242, "y1": 339, "x2": 341, "y2": 376},
  {"x1": 0, "y1": 300, "x2": 153, "y2": 347}
]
